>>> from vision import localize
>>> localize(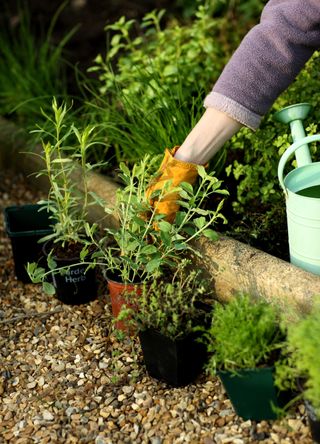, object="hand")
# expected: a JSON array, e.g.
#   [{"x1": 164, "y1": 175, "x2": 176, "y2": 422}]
[{"x1": 146, "y1": 146, "x2": 199, "y2": 223}]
